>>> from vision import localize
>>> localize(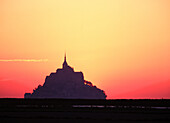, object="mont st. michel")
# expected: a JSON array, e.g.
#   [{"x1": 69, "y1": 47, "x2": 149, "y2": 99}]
[{"x1": 25, "y1": 55, "x2": 107, "y2": 99}]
